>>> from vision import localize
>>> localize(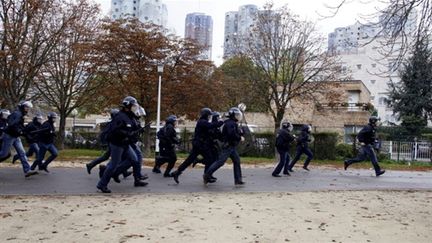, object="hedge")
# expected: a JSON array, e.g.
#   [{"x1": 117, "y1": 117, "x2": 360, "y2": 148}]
[{"x1": 311, "y1": 132, "x2": 339, "y2": 160}]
